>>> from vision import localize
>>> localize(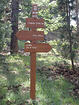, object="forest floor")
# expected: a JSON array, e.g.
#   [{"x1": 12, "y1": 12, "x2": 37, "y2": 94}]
[{"x1": 0, "y1": 52, "x2": 79, "y2": 105}]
